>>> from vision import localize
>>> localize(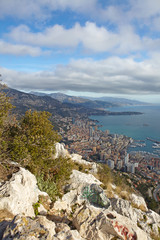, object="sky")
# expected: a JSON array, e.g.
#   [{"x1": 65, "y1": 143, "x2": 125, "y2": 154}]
[{"x1": 0, "y1": 0, "x2": 160, "y2": 103}]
